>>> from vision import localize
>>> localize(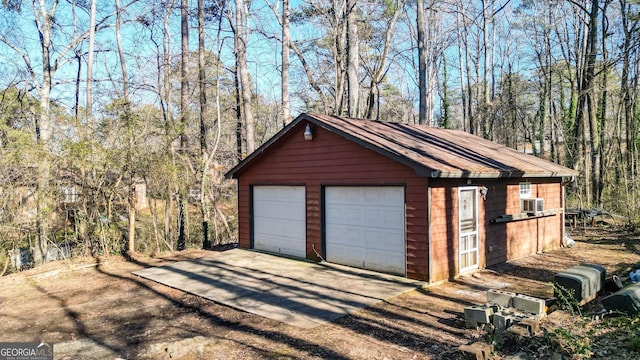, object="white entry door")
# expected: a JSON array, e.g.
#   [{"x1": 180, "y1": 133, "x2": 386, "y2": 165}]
[
  {"x1": 325, "y1": 186, "x2": 406, "y2": 275},
  {"x1": 253, "y1": 186, "x2": 306, "y2": 258},
  {"x1": 459, "y1": 187, "x2": 479, "y2": 273}
]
